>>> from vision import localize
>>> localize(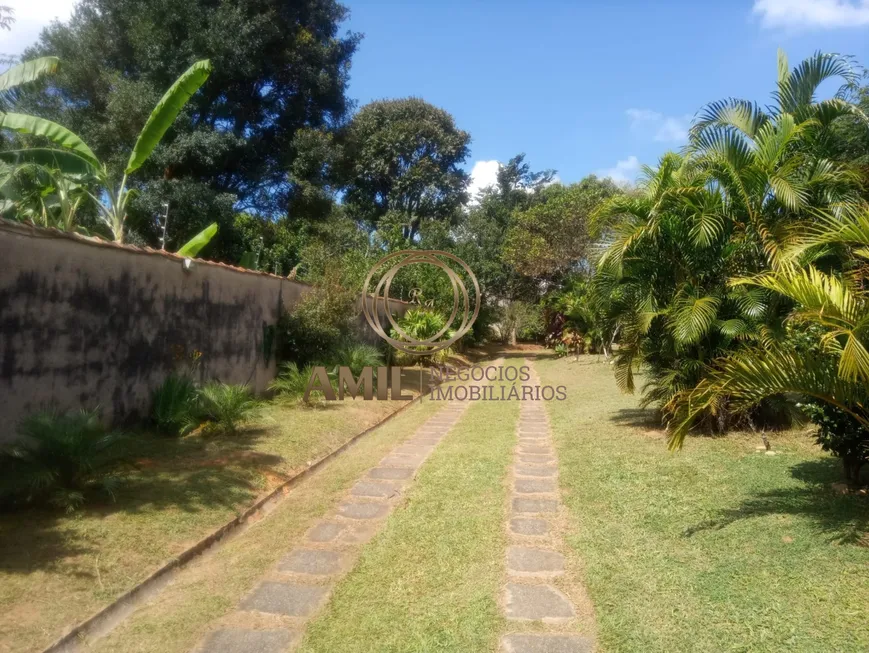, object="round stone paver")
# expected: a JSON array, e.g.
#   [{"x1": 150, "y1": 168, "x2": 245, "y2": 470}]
[
  {"x1": 507, "y1": 546, "x2": 565, "y2": 577},
  {"x1": 278, "y1": 549, "x2": 345, "y2": 576},
  {"x1": 504, "y1": 583, "x2": 575, "y2": 621}
]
